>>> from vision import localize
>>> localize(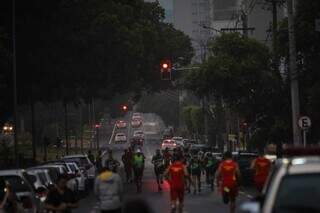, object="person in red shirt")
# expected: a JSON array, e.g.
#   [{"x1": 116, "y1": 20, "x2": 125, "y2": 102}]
[
  {"x1": 164, "y1": 154, "x2": 191, "y2": 213},
  {"x1": 216, "y1": 151, "x2": 241, "y2": 213},
  {"x1": 250, "y1": 150, "x2": 271, "y2": 193}
]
